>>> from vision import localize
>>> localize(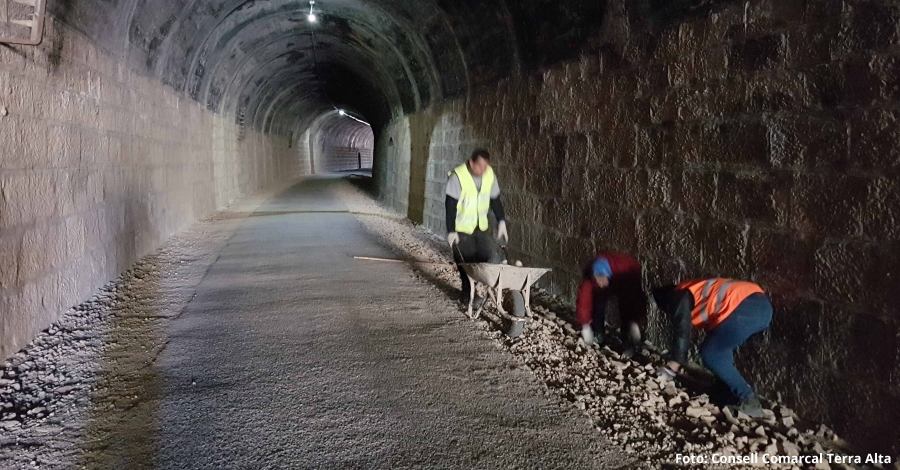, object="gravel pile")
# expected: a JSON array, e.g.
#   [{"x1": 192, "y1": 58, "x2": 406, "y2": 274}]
[{"x1": 332, "y1": 179, "x2": 883, "y2": 470}]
